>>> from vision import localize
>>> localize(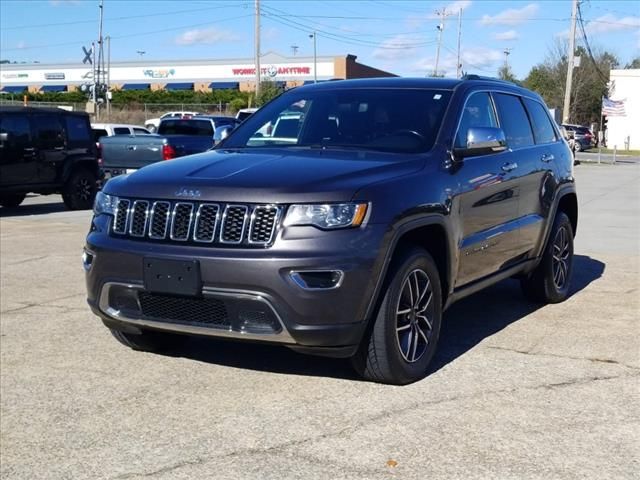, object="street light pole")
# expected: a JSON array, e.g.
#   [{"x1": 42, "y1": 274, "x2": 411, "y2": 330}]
[
  {"x1": 309, "y1": 32, "x2": 317, "y2": 83},
  {"x1": 254, "y1": 0, "x2": 261, "y2": 97},
  {"x1": 562, "y1": 0, "x2": 579, "y2": 124}
]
